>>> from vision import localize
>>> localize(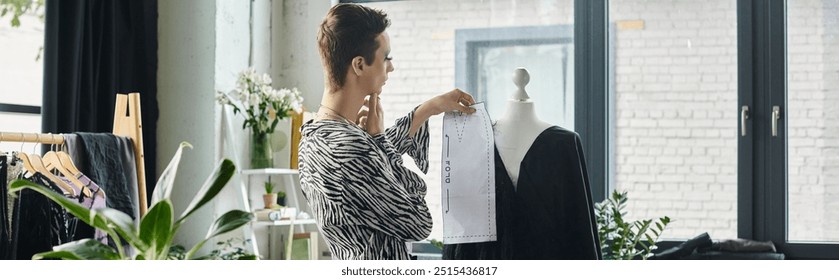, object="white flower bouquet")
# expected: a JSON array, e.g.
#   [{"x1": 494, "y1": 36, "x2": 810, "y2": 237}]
[{"x1": 216, "y1": 67, "x2": 304, "y2": 135}]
